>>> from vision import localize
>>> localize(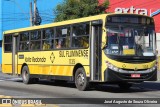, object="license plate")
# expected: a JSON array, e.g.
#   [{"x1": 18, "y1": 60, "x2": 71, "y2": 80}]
[{"x1": 131, "y1": 74, "x2": 140, "y2": 78}]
